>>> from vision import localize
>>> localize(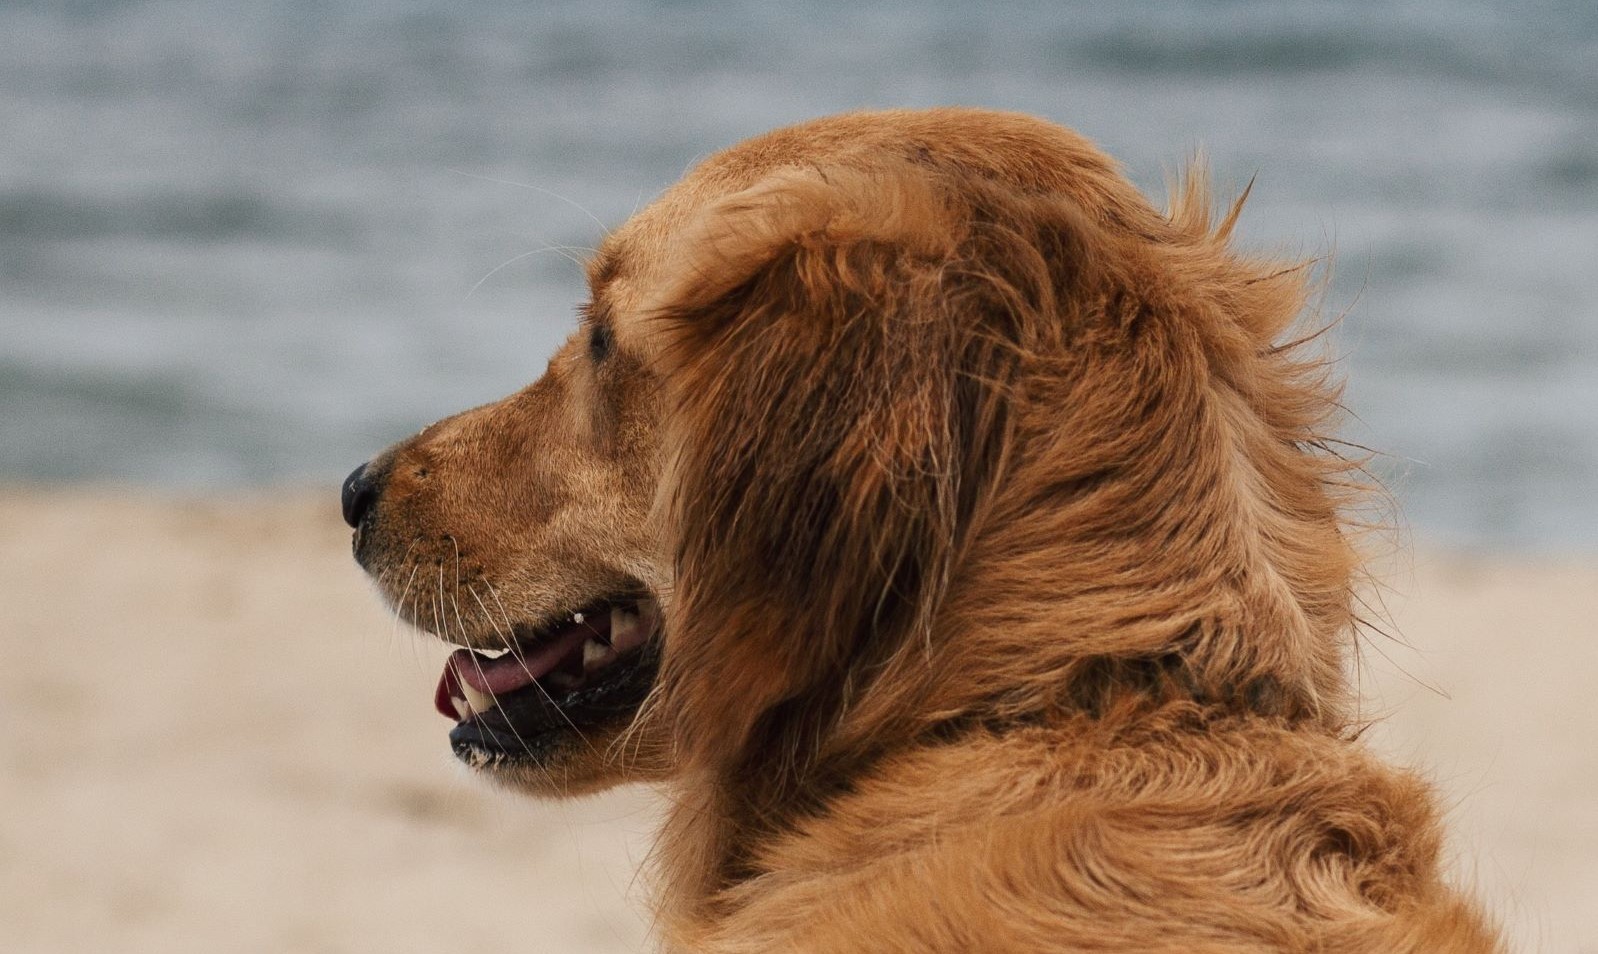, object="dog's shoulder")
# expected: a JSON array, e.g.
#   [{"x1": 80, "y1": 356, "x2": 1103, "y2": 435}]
[{"x1": 677, "y1": 715, "x2": 1501, "y2": 953}]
